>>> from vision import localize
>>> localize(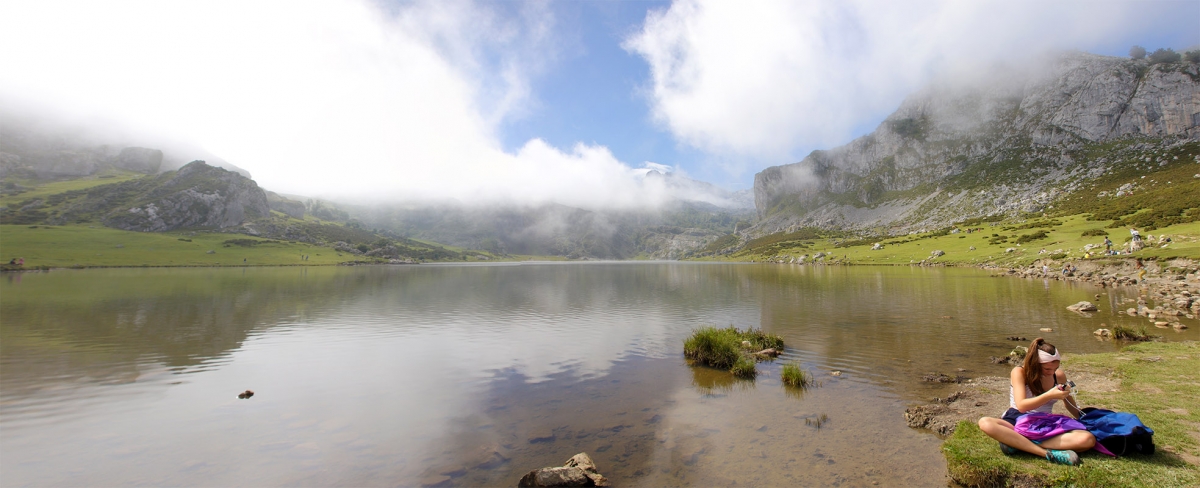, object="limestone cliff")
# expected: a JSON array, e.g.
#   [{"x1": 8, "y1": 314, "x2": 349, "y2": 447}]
[
  {"x1": 102, "y1": 161, "x2": 270, "y2": 231},
  {"x1": 752, "y1": 52, "x2": 1200, "y2": 234}
]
